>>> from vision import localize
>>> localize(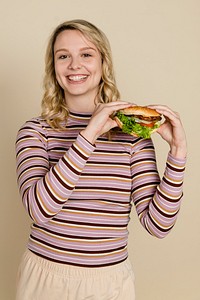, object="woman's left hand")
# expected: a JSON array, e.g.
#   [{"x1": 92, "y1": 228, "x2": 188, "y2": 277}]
[{"x1": 148, "y1": 104, "x2": 187, "y2": 159}]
